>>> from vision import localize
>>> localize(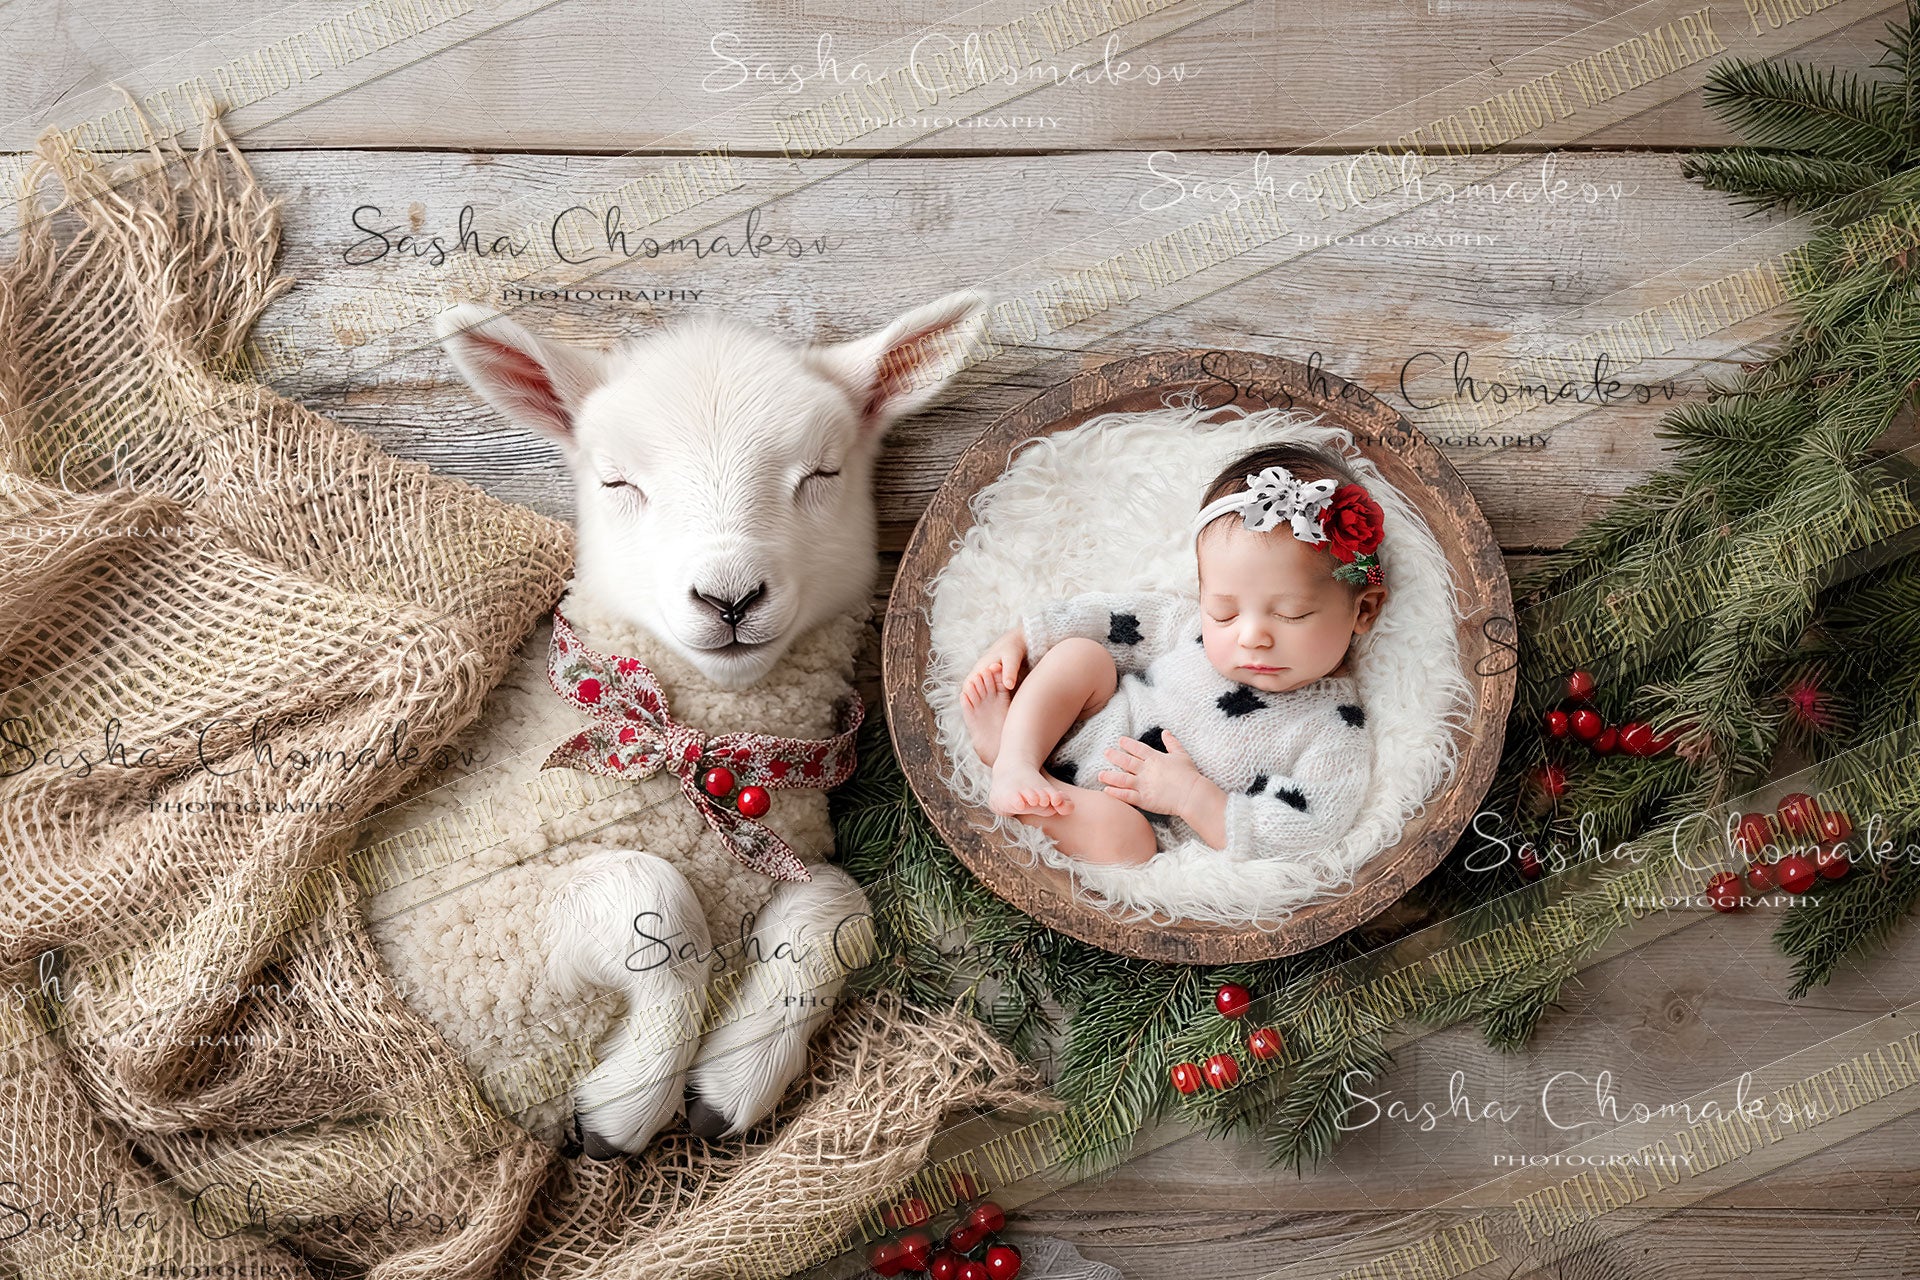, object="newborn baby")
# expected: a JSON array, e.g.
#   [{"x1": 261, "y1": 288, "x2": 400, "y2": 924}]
[{"x1": 962, "y1": 442, "x2": 1389, "y2": 867}]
